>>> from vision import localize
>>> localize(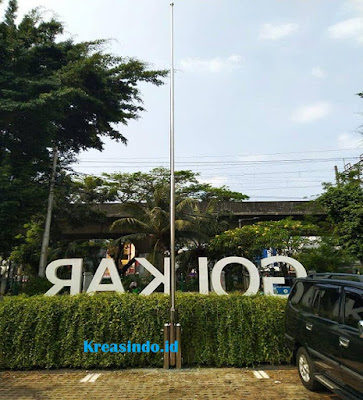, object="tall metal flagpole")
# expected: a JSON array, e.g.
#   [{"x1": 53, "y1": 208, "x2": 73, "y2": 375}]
[
  {"x1": 169, "y1": 1, "x2": 176, "y2": 366},
  {"x1": 163, "y1": 2, "x2": 181, "y2": 369}
]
